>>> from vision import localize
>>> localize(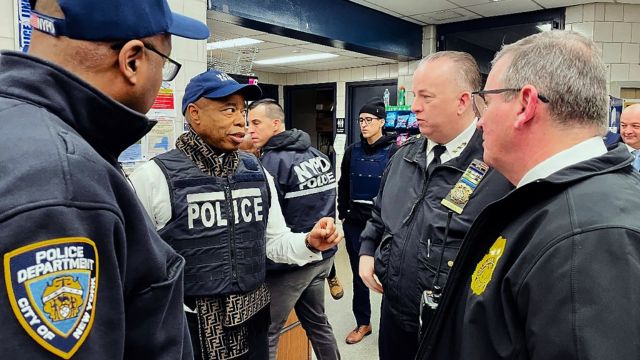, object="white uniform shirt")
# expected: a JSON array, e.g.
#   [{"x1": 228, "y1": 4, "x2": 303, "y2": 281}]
[{"x1": 129, "y1": 159, "x2": 322, "y2": 266}]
